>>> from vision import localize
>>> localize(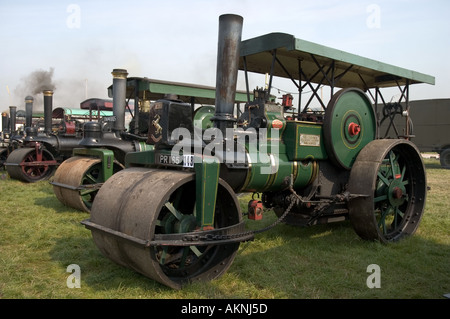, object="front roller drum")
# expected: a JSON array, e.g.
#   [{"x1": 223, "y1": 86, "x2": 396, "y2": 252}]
[
  {"x1": 52, "y1": 156, "x2": 123, "y2": 212},
  {"x1": 5, "y1": 147, "x2": 56, "y2": 182},
  {"x1": 348, "y1": 139, "x2": 427, "y2": 243},
  {"x1": 88, "y1": 168, "x2": 242, "y2": 289}
]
